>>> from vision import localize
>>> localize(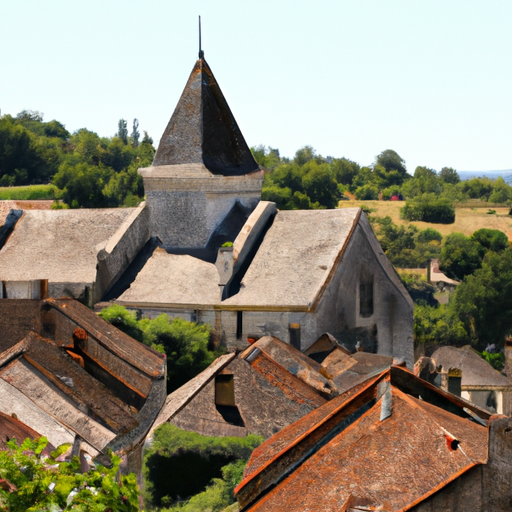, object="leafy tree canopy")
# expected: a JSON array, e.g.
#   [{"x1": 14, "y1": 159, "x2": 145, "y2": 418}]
[
  {"x1": 99, "y1": 305, "x2": 222, "y2": 393},
  {"x1": 0, "y1": 437, "x2": 139, "y2": 511}
]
